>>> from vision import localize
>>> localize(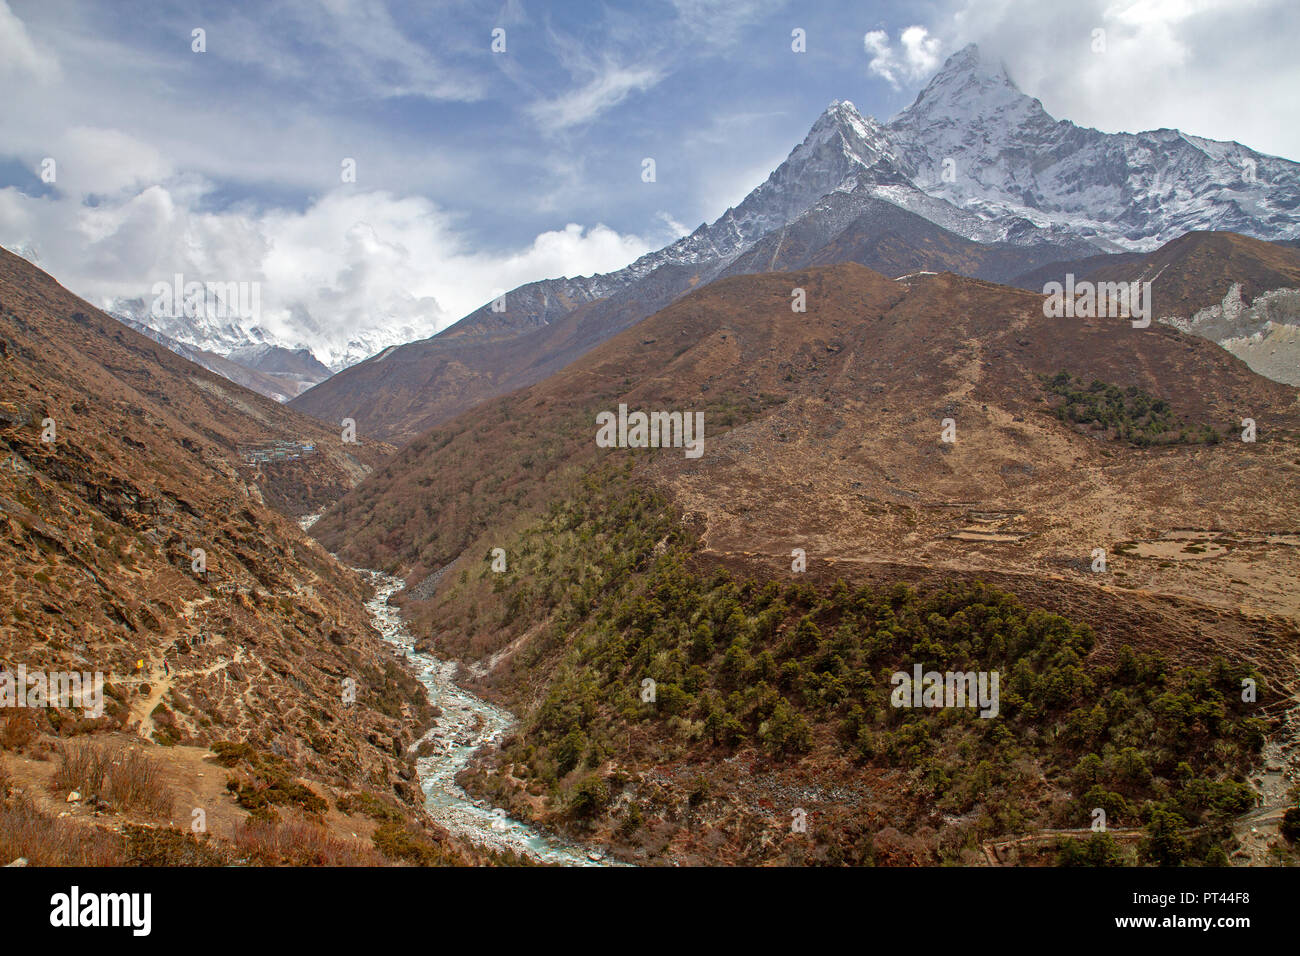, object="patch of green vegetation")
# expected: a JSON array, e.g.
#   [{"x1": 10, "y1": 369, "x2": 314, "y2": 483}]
[
  {"x1": 568, "y1": 774, "x2": 610, "y2": 818},
  {"x1": 1282, "y1": 806, "x2": 1300, "y2": 842},
  {"x1": 337, "y1": 791, "x2": 405, "y2": 824},
  {"x1": 150, "y1": 702, "x2": 179, "y2": 747},
  {"x1": 371, "y1": 821, "x2": 464, "y2": 866},
  {"x1": 417, "y1": 459, "x2": 685, "y2": 660},
  {"x1": 210, "y1": 741, "x2": 256, "y2": 766},
  {"x1": 123, "y1": 825, "x2": 232, "y2": 866},
  {"x1": 1056, "y1": 832, "x2": 1128, "y2": 866},
  {"x1": 1040, "y1": 371, "x2": 1228, "y2": 446},
  {"x1": 357, "y1": 655, "x2": 429, "y2": 722},
  {"x1": 439, "y1": 465, "x2": 1268, "y2": 864},
  {"x1": 225, "y1": 775, "x2": 326, "y2": 817},
  {"x1": 1282, "y1": 787, "x2": 1300, "y2": 844},
  {"x1": 213, "y1": 740, "x2": 328, "y2": 817}
]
